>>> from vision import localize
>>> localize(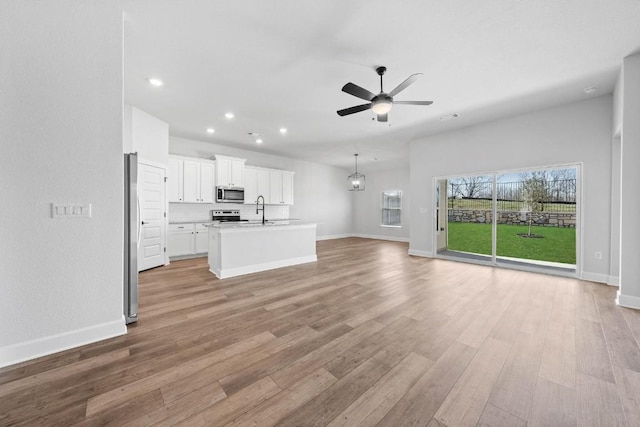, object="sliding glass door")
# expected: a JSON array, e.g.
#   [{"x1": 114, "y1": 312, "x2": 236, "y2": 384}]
[
  {"x1": 439, "y1": 175, "x2": 493, "y2": 261},
  {"x1": 436, "y1": 166, "x2": 578, "y2": 274}
]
